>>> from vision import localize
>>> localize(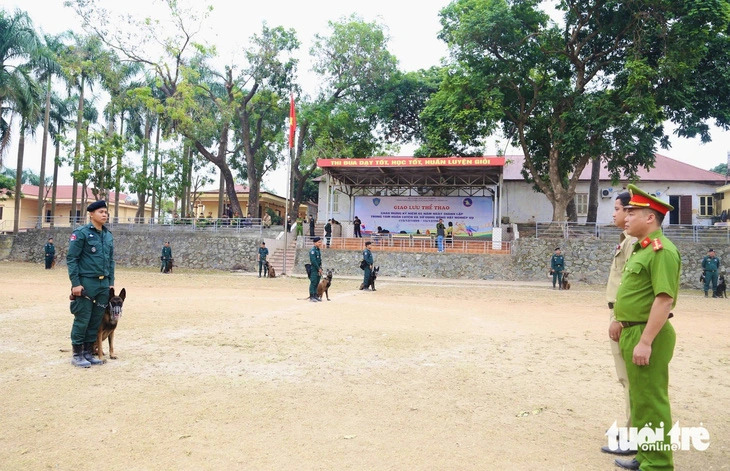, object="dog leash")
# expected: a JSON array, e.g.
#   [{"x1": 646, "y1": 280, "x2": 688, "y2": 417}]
[{"x1": 69, "y1": 289, "x2": 109, "y2": 309}]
